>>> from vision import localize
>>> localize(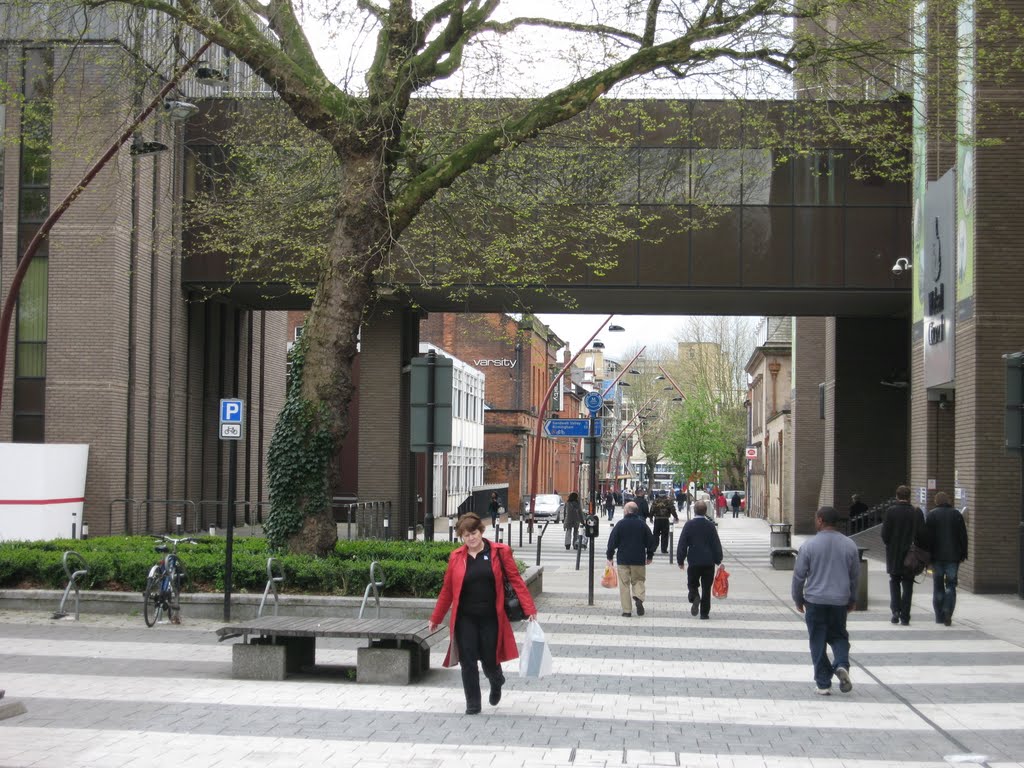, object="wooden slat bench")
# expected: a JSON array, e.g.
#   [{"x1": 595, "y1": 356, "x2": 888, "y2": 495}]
[{"x1": 216, "y1": 616, "x2": 448, "y2": 684}]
